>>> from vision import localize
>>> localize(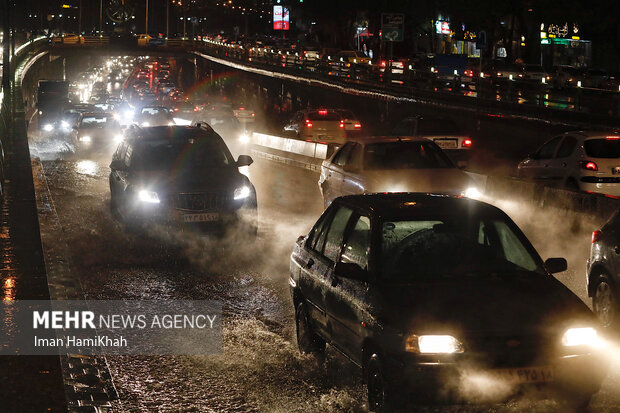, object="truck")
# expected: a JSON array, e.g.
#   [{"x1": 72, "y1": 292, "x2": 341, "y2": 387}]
[{"x1": 37, "y1": 80, "x2": 69, "y2": 131}]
